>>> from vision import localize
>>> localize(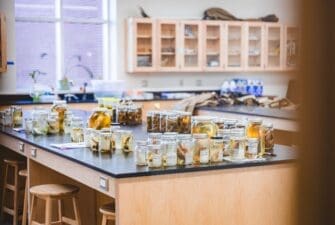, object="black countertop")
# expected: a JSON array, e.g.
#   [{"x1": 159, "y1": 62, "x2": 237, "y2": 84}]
[
  {"x1": 198, "y1": 105, "x2": 297, "y2": 120},
  {"x1": 0, "y1": 111, "x2": 297, "y2": 179}
]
